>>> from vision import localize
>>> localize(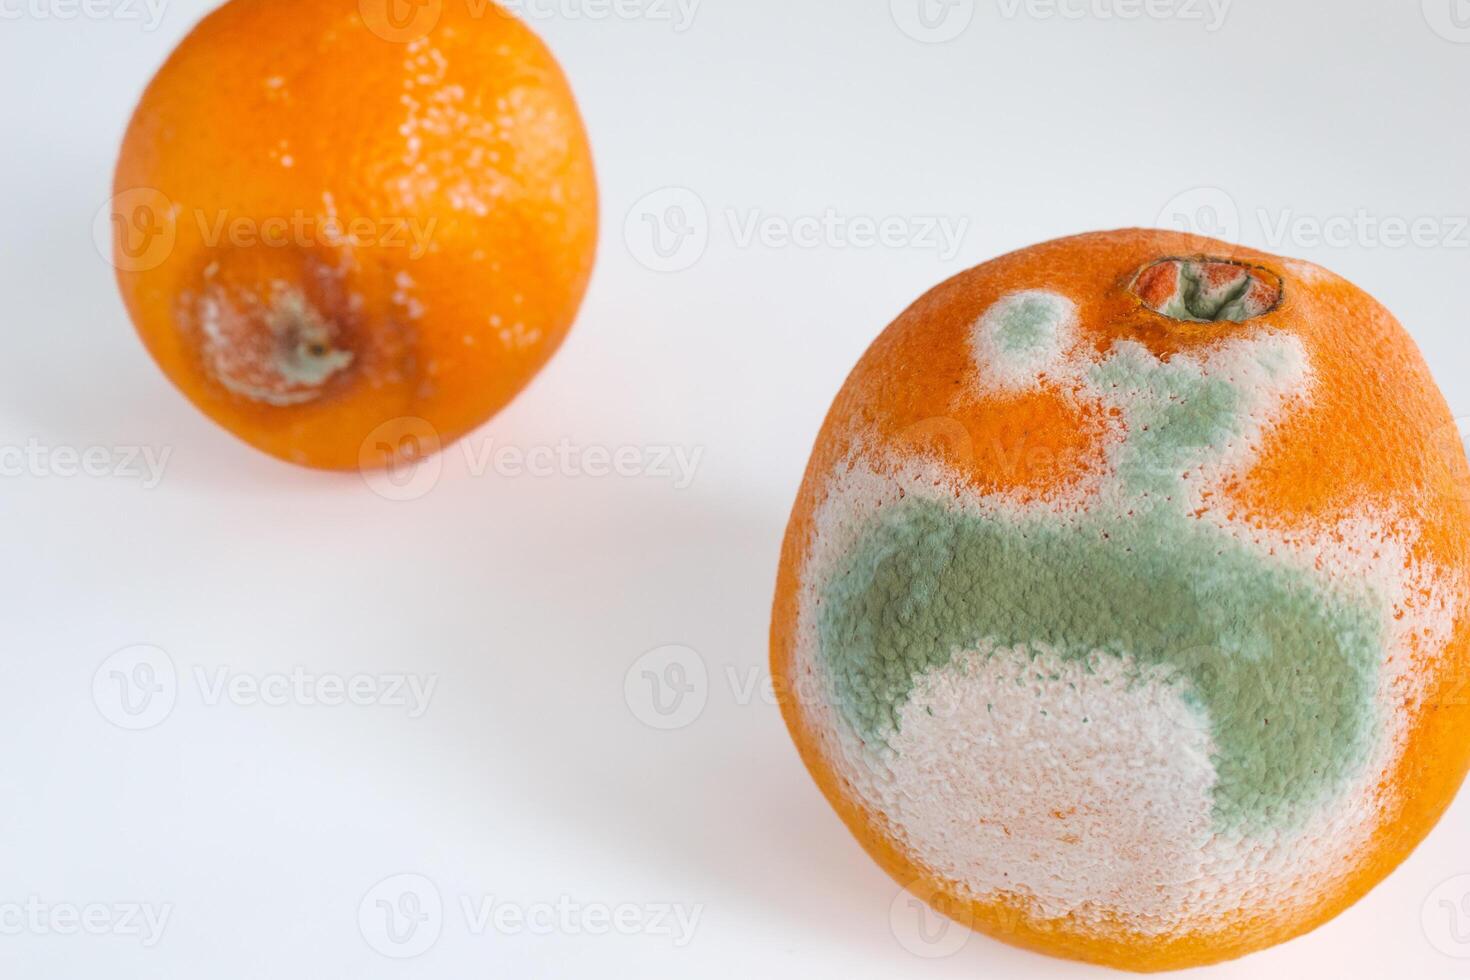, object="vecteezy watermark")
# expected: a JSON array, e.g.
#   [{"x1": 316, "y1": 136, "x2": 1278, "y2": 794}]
[
  {"x1": 623, "y1": 188, "x2": 710, "y2": 273},
  {"x1": 188, "y1": 209, "x2": 438, "y2": 259},
  {"x1": 357, "y1": 0, "x2": 442, "y2": 44},
  {"x1": 891, "y1": 0, "x2": 1229, "y2": 41},
  {"x1": 1423, "y1": 0, "x2": 1470, "y2": 43},
  {"x1": 0, "y1": 898, "x2": 173, "y2": 947},
  {"x1": 1157, "y1": 187, "x2": 1470, "y2": 250},
  {"x1": 359, "y1": 874, "x2": 444, "y2": 959},
  {"x1": 1155, "y1": 186, "x2": 1242, "y2": 242},
  {"x1": 889, "y1": 880, "x2": 973, "y2": 959},
  {"x1": 359, "y1": 417, "x2": 445, "y2": 503},
  {"x1": 624, "y1": 645, "x2": 710, "y2": 730},
  {"x1": 1256, "y1": 210, "x2": 1470, "y2": 251},
  {"x1": 501, "y1": 0, "x2": 700, "y2": 31},
  {"x1": 0, "y1": 0, "x2": 168, "y2": 29},
  {"x1": 95, "y1": 188, "x2": 438, "y2": 273},
  {"x1": 725, "y1": 208, "x2": 969, "y2": 261},
  {"x1": 192, "y1": 666, "x2": 437, "y2": 717},
  {"x1": 1423, "y1": 874, "x2": 1470, "y2": 957},
  {"x1": 93, "y1": 645, "x2": 178, "y2": 732},
  {"x1": 359, "y1": 418, "x2": 705, "y2": 502},
  {"x1": 459, "y1": 440, "x2": 702, "y2": 488},
  {"x1": 622, "y1": 647, "x2": 833, "y2": 731},
  {"x1": 894, "y1": 415, "x2": 1092, "y2": 480},
  {"x1": 358, "y1": 874, "x2": 702, "y2": 958},
  {"x1": 624, "y1": 187, "x2": 969, "y2": 273},
  {"x1": 92, "y1": 646, "x2": 438, "y2": 731},
  {"x1": 460, "y1": 896, "x2": 701, "y2": 947},
  {"x1": 890, "y1": 0, "x2": 977, "y2": 43},
  {"x1": 98, "y1": 187, "x2": 177, "y2": 273},
  {"x1": 358, "y1": 0, "x2": 698, "y2": 43},
  {"x1": 0, "y1": 439, "x2": 171, "y2": 488},
  {"x1": 996, "y1": 0, "x2": 1231, "y2": 30}
]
